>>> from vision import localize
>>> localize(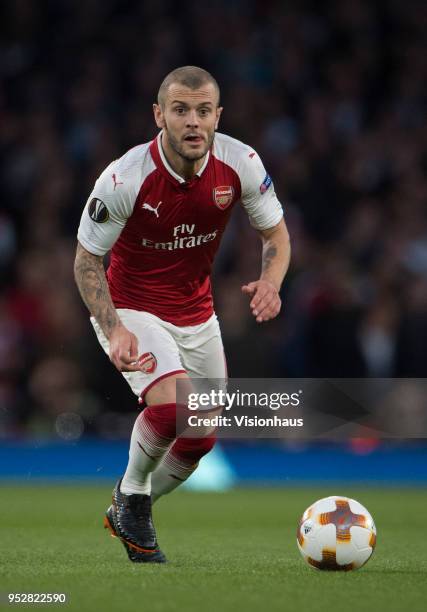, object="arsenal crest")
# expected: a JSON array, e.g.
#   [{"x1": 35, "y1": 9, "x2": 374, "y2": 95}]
[
  {"x1": 138, "y1": 352, "x2": 157, "y2": 374},
  {"x1": 213, "y1": 185, "x2": 234, "y2": 210}
]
